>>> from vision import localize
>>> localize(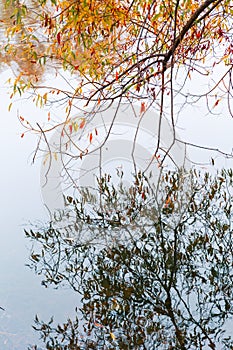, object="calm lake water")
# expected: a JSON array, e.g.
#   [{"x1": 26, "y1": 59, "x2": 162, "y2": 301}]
[
  {"x1": 0, "y1": 75, "x2": 79, "y2": 349},
  {"x1": 1, "y1": 68, "x2": 233, "y2": 349}
]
